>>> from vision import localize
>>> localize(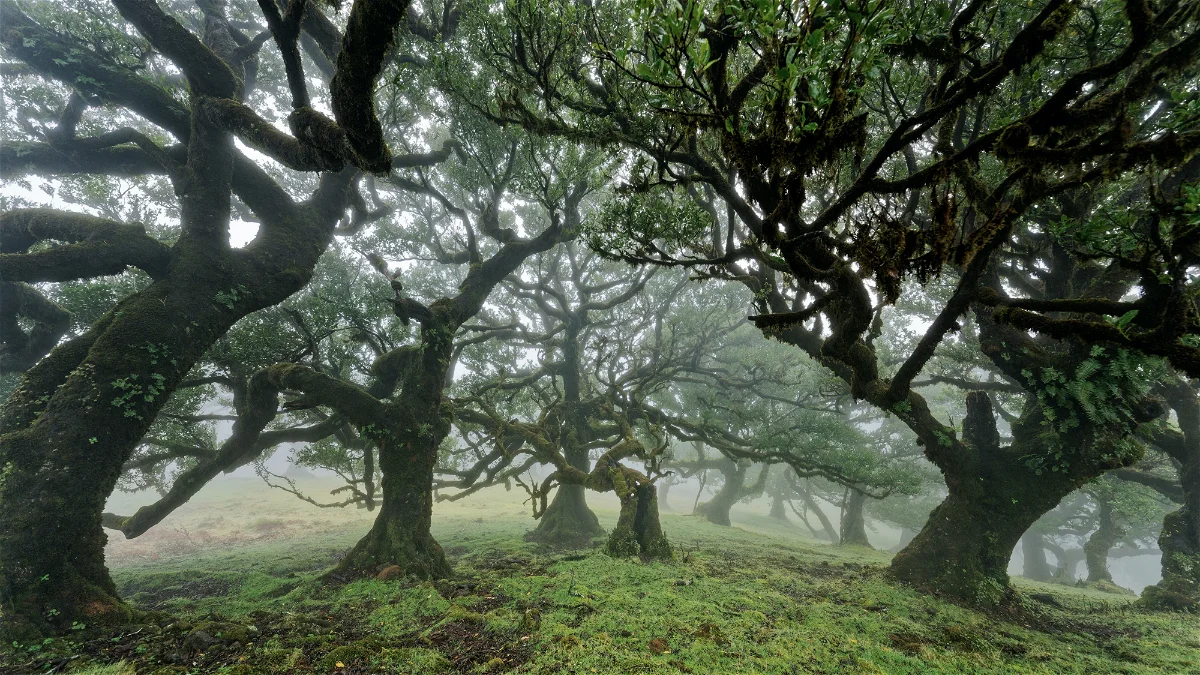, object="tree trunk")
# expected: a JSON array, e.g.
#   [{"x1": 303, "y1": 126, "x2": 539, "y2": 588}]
[
  {"x1": 1083, "y1": 497, "x2": 1119, "y2": 584},
  {"x1": 1141, "y1": 384, "x2": 1199, "y2": 610},
  {"x1": 0, "y1": 270, "x2": 308, "y2": 638},
  {"x1": 891, "y1": 392, "x2": 1079, "y2": 606},
  {"x1": 800, "y1": 487, "x2": 839, "y2": 543},
  {"x1": 1045, "y1": 541, "x2": 1083, "y2": 583},
  {"x1": 657, "y1": 479, "x2": 673, "y2": 512},
  {"x1": 330, "y1": 425, "x2": 451, "y2": 580},
  {"x1": 1021, "y1": 531, "x2": 1054, "y2": 582},
  {"x1": 769, "y1": 492, "x2": 788, "y2": 520},
  {"x1": 838, "y1": 488, "x2": 872, "y2": 548},
  {"x1": 607, "y1": 481, "x2": 671, "y2": 559},
  {"x1": 694, "y1": 460, "x2": 743, "y2": 526},
  {"x1": 528, "y1": 445, "x2": 603, "y2": 546},
  {"x1": 1141, "y1": 447, "x2": 1198, "y2": 610},
  {"x1": 893, "y1": 527, "x2": 916, "y2": 553}
]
